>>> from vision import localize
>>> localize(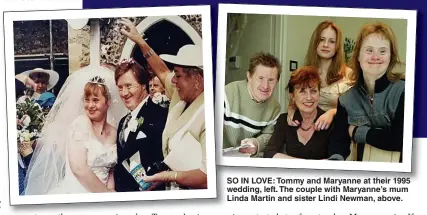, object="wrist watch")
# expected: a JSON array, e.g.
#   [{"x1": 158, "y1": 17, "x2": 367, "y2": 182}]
[{"x1": 144, "y1": 48, "x2": 155, "y2": 59}]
